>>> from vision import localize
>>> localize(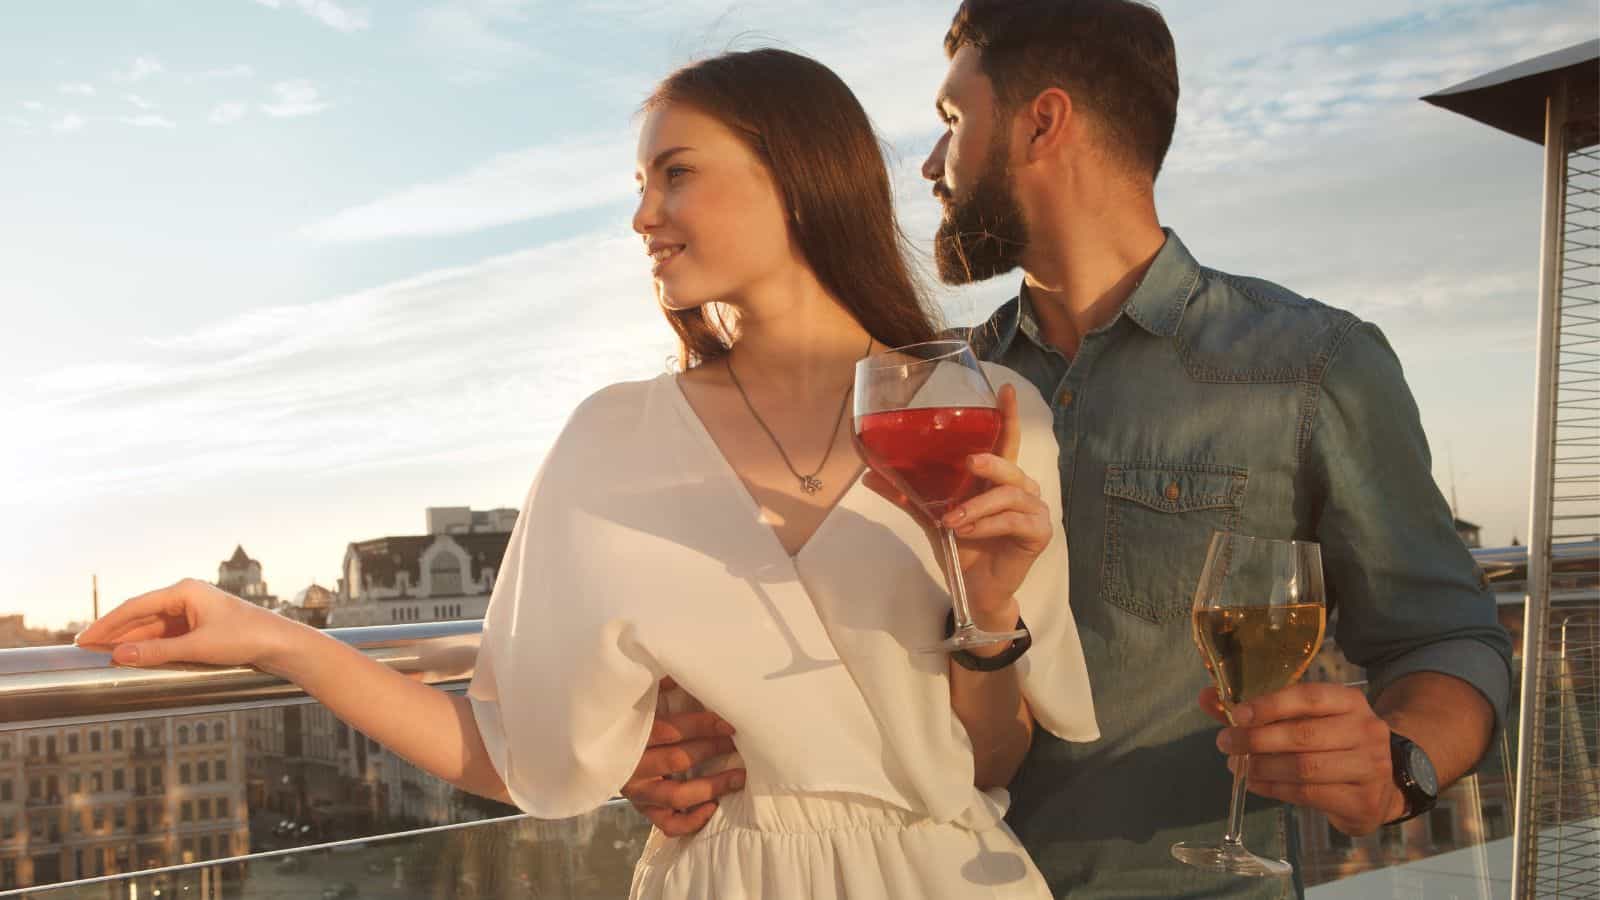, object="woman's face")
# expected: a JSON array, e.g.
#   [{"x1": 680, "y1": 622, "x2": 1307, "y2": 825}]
[{"x1": 632, "y1": 103, "x2": 797, "y2": 311}]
